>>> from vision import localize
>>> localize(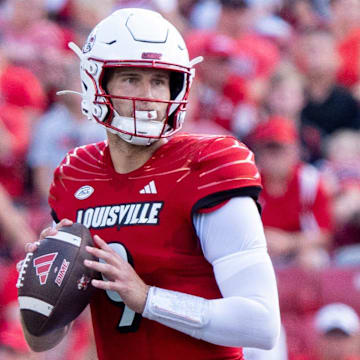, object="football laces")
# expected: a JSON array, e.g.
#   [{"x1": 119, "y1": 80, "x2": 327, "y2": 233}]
[{"x1": 16, "y1": 252, "x2": 33, "y2": 288}]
